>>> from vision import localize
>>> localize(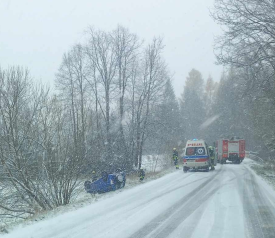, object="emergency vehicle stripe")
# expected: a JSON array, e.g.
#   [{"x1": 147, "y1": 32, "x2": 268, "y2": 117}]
[
  {"x1": 195, "y1": 158, "x2": 208, "y2": 162},
  {"x1": 183, "y1": 155, "x2": 209, "y2": 159}
]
